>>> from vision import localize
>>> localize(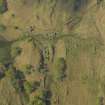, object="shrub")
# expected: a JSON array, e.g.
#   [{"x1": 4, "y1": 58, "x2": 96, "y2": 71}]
[{"x1": 29, "y1": 89, "x2": 47, "y2": 105}]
